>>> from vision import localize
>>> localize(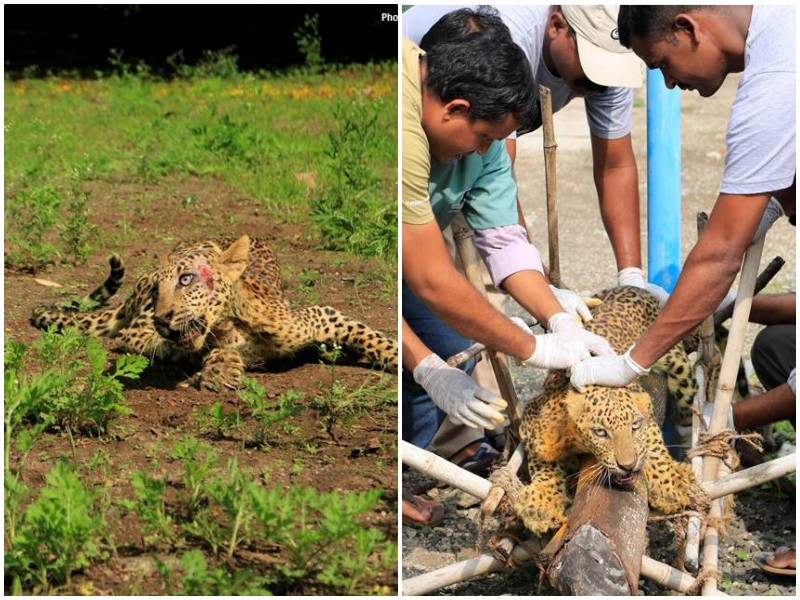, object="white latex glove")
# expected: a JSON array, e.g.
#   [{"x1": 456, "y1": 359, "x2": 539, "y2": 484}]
[
  {"x1": 520, "y1": 322, "x2": 614, "y2": 370},
  {"x1": 412, "y1": 353, "x2": 507, "y2": 430},
  {"x1": 549, "y1": 285, "x2": 592, "y2": 322},
  {"x1": 548, "y1": 312, "x2": 614, "y2": 355},
  {"x1": 617, "y1": 267, "x2": 670, "y2": 307},
  {"x1": 788, "y1": 368, "x2": 796, "y2": 395},
  {"x1": 713, "y1": 289, "x2": 737, "y2": 322},
  {"x1": 752, "y1": 196, "x2": 784, "y2": 242},
  {"x1": 570, "y1": 347, "x2": 649, "y2": 392}
]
